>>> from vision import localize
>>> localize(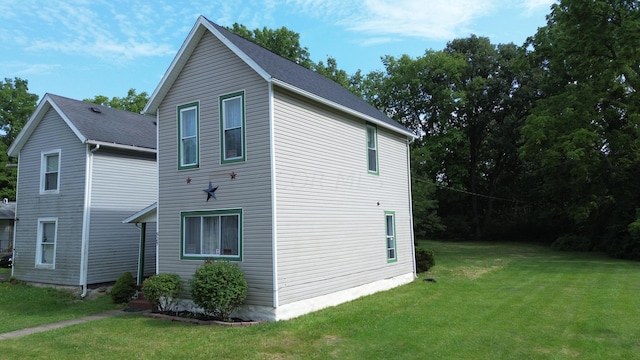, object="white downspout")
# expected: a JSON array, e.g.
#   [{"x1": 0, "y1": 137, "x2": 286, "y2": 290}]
[
  {"x1": 10, "y1": 154, "x2": 20, "y2": 278},
  {"x1": 406, "y1": 138, "x2": 417, "y2": 277},
  {"x1": 80, "y1": 144, "x2": 98, "y2": 297},
  {"x1": 268, "y1": 82, "x2": 279, "y2": 311}
]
